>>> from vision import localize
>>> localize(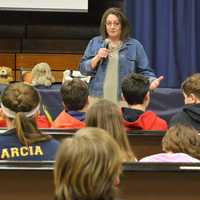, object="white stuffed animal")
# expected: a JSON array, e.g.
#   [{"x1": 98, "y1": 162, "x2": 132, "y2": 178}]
[{"x1": 31, "y1": 62, "x2": 55, "y2": 86}]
